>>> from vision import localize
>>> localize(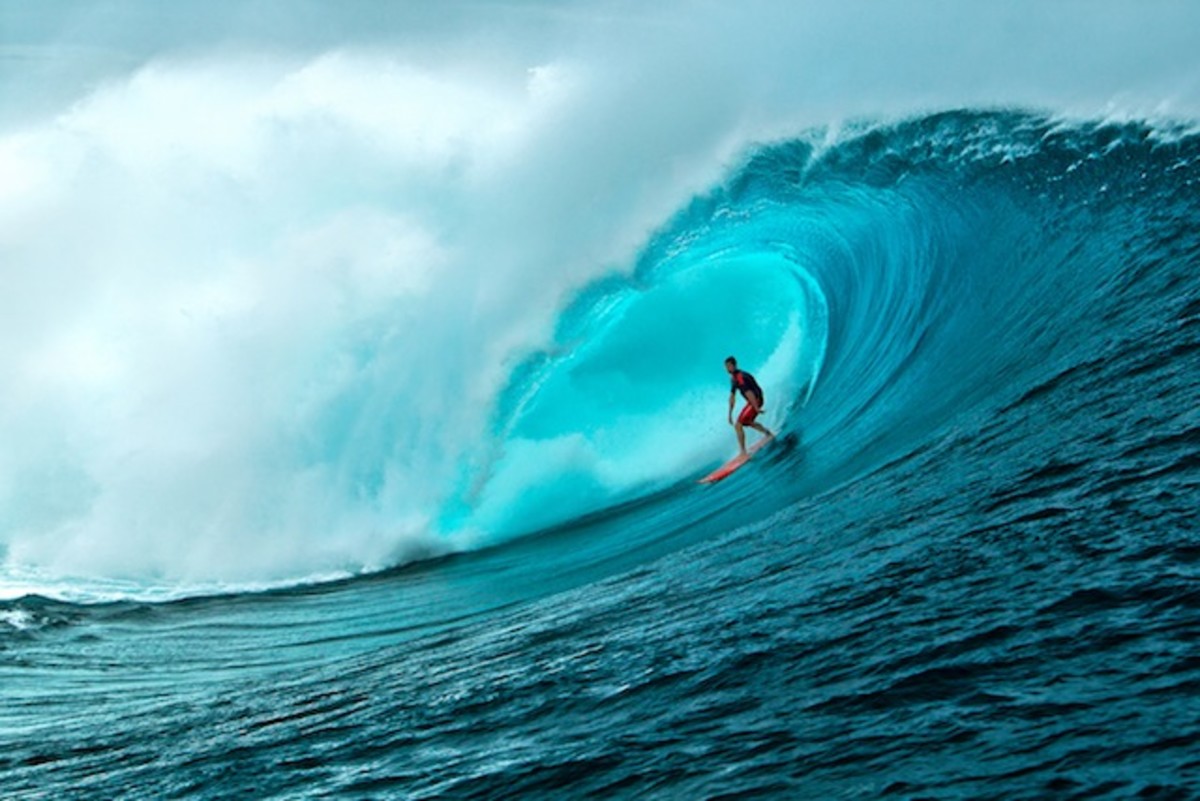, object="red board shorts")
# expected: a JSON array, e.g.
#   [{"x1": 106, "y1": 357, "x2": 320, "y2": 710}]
[{"x1": 737, "y1": 403, "x2": 759, "y2": 425}]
